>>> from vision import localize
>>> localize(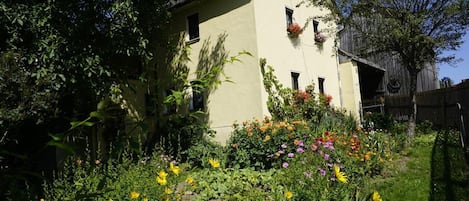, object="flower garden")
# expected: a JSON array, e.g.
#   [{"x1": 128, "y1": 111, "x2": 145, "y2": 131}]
[
  {"x1": 35, "y1": 61, "x2": 412, "y2": 201},
  {"x1": 41, "y1": 116, "x2": 403, "y2": 201}
]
